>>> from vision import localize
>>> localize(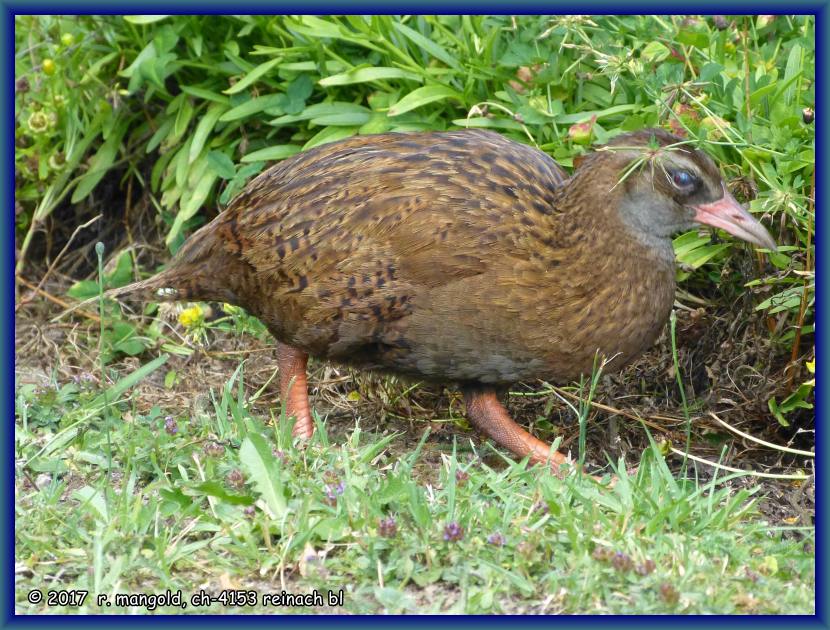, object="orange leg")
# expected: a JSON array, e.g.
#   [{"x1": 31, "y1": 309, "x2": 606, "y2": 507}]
[
  {"x1": 463, "y1": 386, "x2": 571, "y2": 476},
  {"x1": 276, "y1": 342, "x2": 314, "y2": 439}
]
